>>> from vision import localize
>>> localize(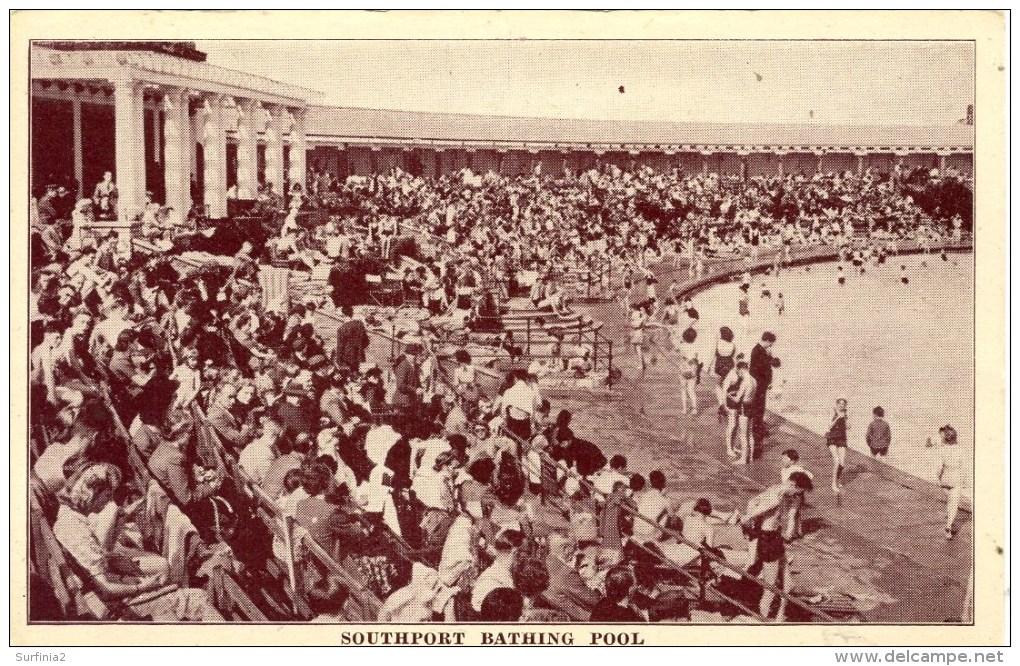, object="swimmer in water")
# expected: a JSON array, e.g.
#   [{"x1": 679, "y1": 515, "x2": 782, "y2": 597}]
[
  {"x1": 837, "y1": 265, "x2": 846, "y2": 286},
  {"x1": 776, "y1": 293, "x2": 785, "y2": 315},
  {"x1": 900, "y1": 265, "x2": 909, "y2": 285}
]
